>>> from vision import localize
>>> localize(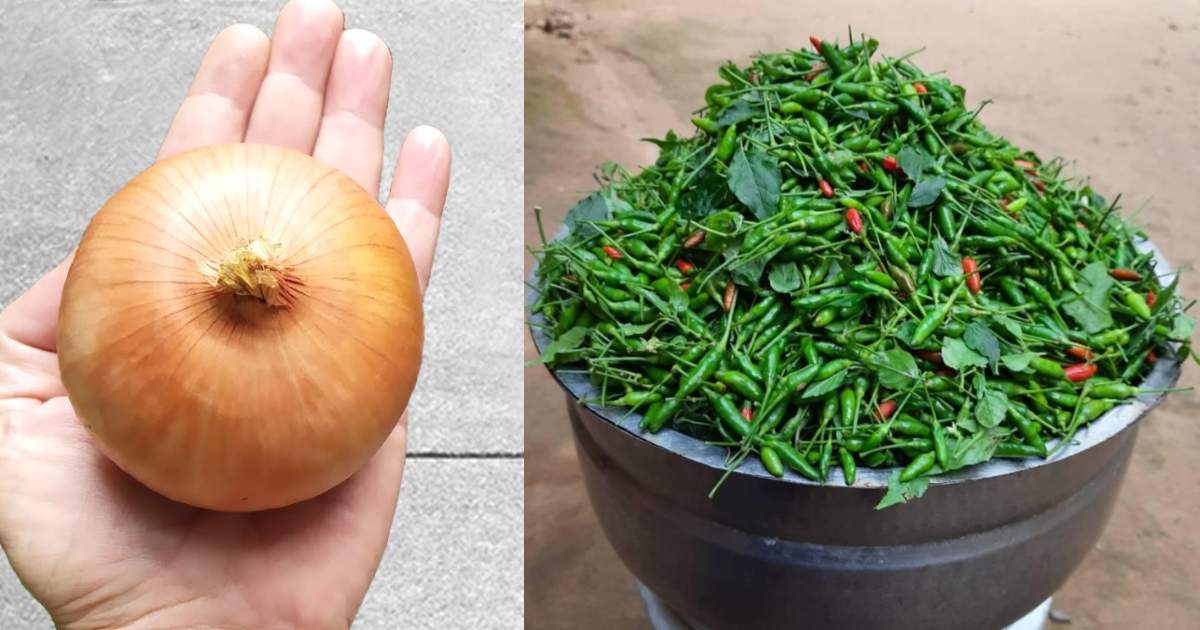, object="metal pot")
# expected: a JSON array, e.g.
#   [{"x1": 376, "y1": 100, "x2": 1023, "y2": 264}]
[{"x1": 528, "y1": 243, "x2": 1182, "y2": 630}]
